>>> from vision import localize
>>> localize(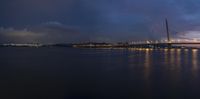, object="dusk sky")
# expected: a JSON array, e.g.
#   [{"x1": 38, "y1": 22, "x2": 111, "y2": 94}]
[{"x1": 1, "y1": 0, "x2": 200, "y2": 43}]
